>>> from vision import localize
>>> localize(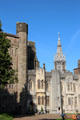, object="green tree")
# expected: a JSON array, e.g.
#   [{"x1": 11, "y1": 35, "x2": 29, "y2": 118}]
[
  {"x1": 0, "y1": 26, "x2": 15, "y2": 87},
  {"x1": 0, "y1": 20, "x2": 2, "y2": 31}
]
